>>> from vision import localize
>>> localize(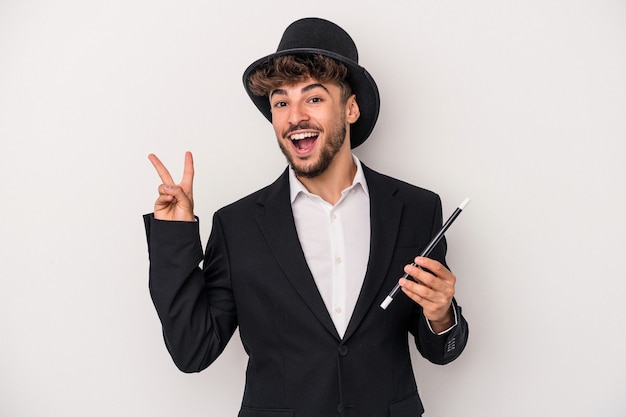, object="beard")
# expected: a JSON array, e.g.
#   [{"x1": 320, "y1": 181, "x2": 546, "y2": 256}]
[{"x1": 278, "y1": 117, "x2": 347, "y2": 179}]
